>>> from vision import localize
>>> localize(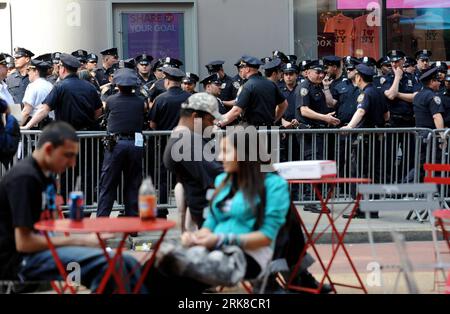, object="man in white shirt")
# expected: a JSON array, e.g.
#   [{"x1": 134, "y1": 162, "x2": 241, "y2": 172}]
[
  {"x1": 0, "y1": 53, "x2": 15, "y2": 105},
  {"x1": 21, "y1": 59, "x2": 54, "y2": 128}
]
